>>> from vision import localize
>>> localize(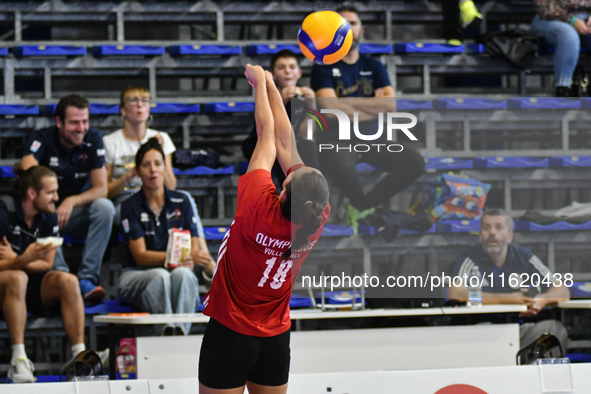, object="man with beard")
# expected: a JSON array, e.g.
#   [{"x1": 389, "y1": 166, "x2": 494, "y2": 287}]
[
  {"x1": 310, "y1": 5, "x2": 425, "y2": 233},
  {"x1": 0, "y1": 165, "x2": 86, "y2": 383},
  {"x1": 21, "y1": 94, "x2": 115, "y2": 303},
  {"x1": 449, "y1": 208, "x2": 570, "y2": 354}
]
